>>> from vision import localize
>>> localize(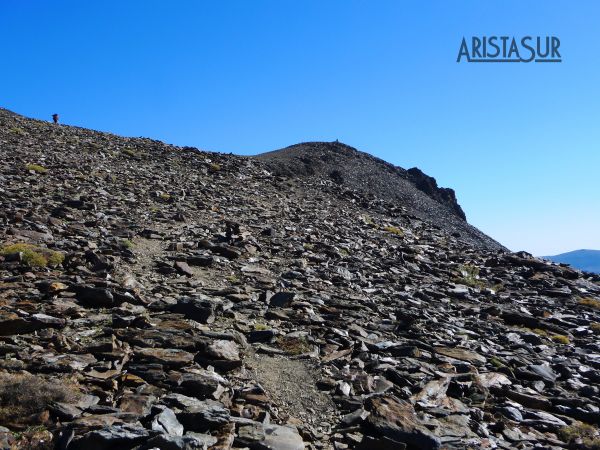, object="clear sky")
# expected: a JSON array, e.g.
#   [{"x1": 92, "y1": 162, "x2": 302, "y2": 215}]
[{"x1": 1, "y1": 1, "x2": 598, "y2": 256}]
